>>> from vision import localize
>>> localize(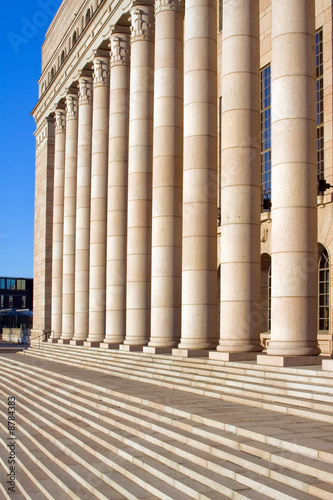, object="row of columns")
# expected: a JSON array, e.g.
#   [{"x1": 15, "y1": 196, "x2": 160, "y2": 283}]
[{"x1": 49, "y1": 0, "x2": 319, "y2": 362}]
